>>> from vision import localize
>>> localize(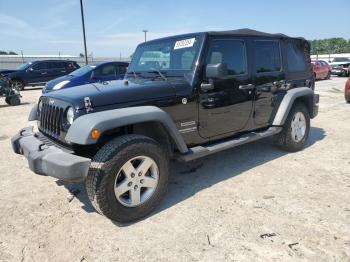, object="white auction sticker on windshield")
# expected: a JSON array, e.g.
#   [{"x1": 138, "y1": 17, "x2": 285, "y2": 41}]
[{"x1": 174, "y1": 38, "x2": 196, "y2": 50}]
